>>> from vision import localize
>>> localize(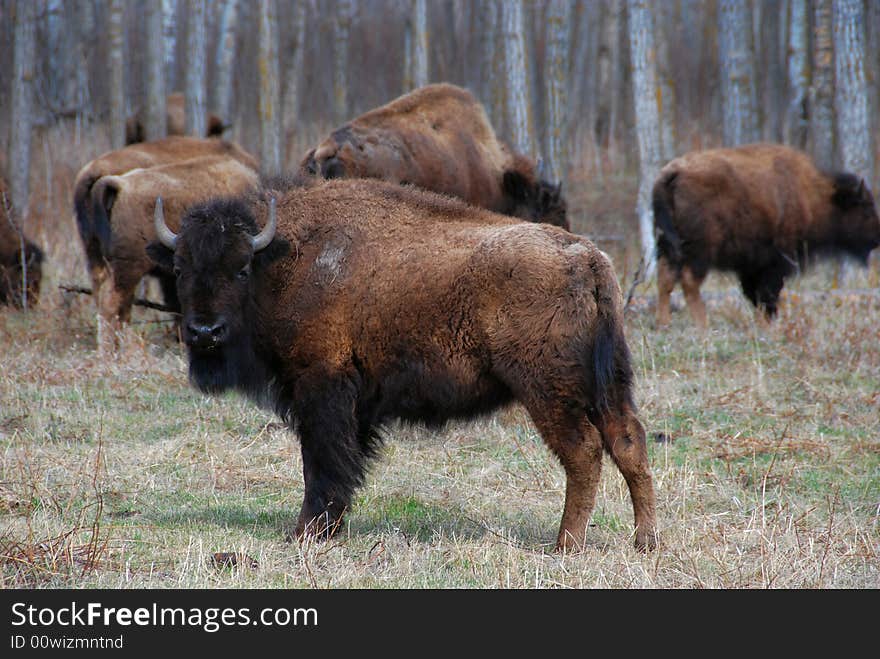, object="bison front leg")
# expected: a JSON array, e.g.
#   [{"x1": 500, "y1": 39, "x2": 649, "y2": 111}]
[{"x1": 290, "y1": 371, "x2": 366, "y2": 542}]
